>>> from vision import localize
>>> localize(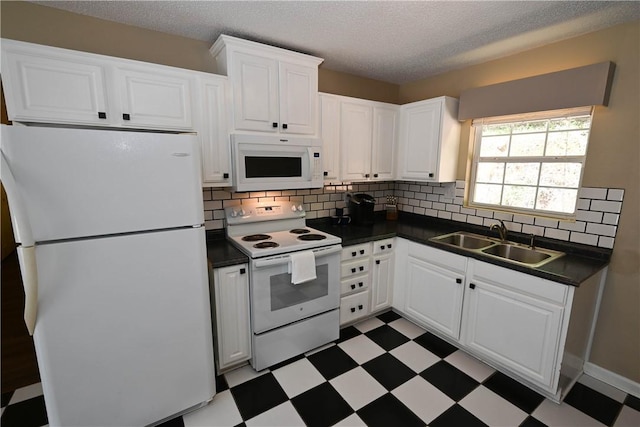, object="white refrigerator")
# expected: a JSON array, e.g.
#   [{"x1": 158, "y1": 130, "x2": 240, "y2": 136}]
[{"x1": 0, "y1": 125, "x2": 216, "y2": 426}]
